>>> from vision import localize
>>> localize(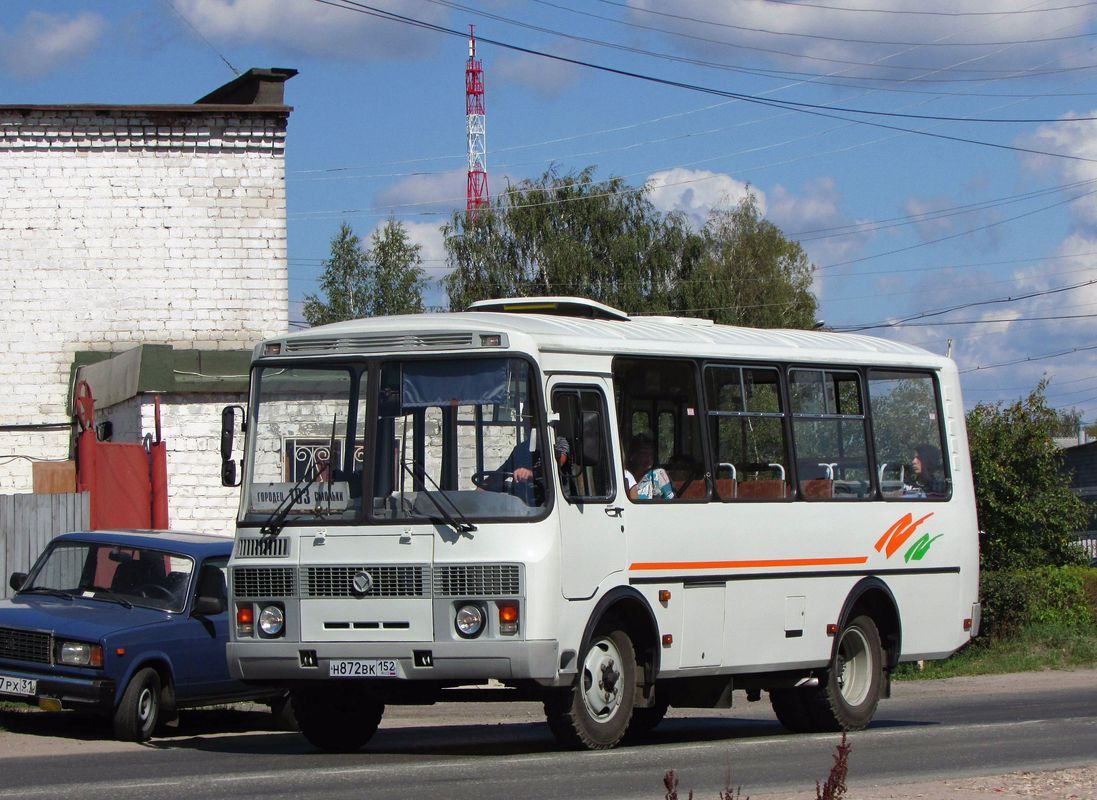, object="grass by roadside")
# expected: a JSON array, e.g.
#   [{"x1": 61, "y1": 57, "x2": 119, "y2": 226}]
[{"x1": 895, "y1": 621, "x2": 1097, "y2": 680}]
